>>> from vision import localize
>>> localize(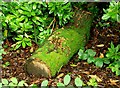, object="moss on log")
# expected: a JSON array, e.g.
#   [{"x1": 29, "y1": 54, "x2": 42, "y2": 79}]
[{"x1": 25, "y1": 10, "x2": 93, "y2": 78}]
